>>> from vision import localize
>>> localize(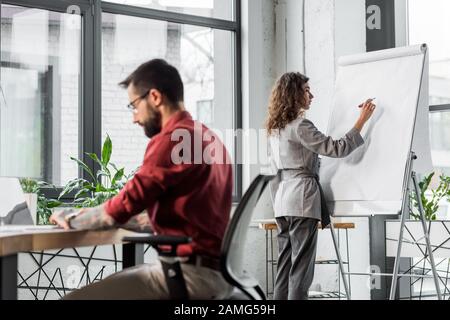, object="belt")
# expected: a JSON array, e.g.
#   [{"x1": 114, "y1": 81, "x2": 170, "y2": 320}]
[
  {"x1": 279, "y1": 168, "x2": 331, "y2": 229},
  {"x1": 183, "y1": 255, "x2": 222, "y2": 272}
]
